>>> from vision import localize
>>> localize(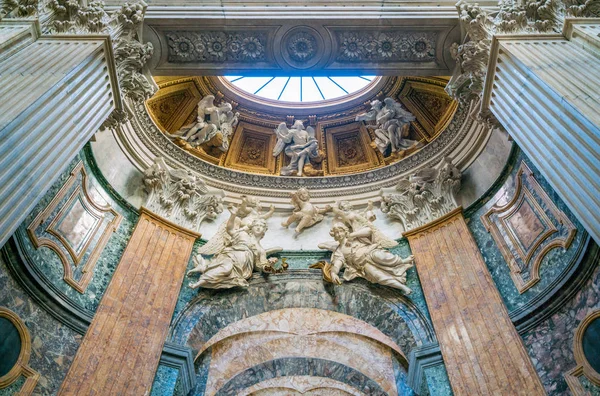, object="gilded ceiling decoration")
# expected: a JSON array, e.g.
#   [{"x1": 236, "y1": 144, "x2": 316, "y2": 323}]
[{"x1": 146, "y1": 76, "x2": 458, "y2": 178}]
